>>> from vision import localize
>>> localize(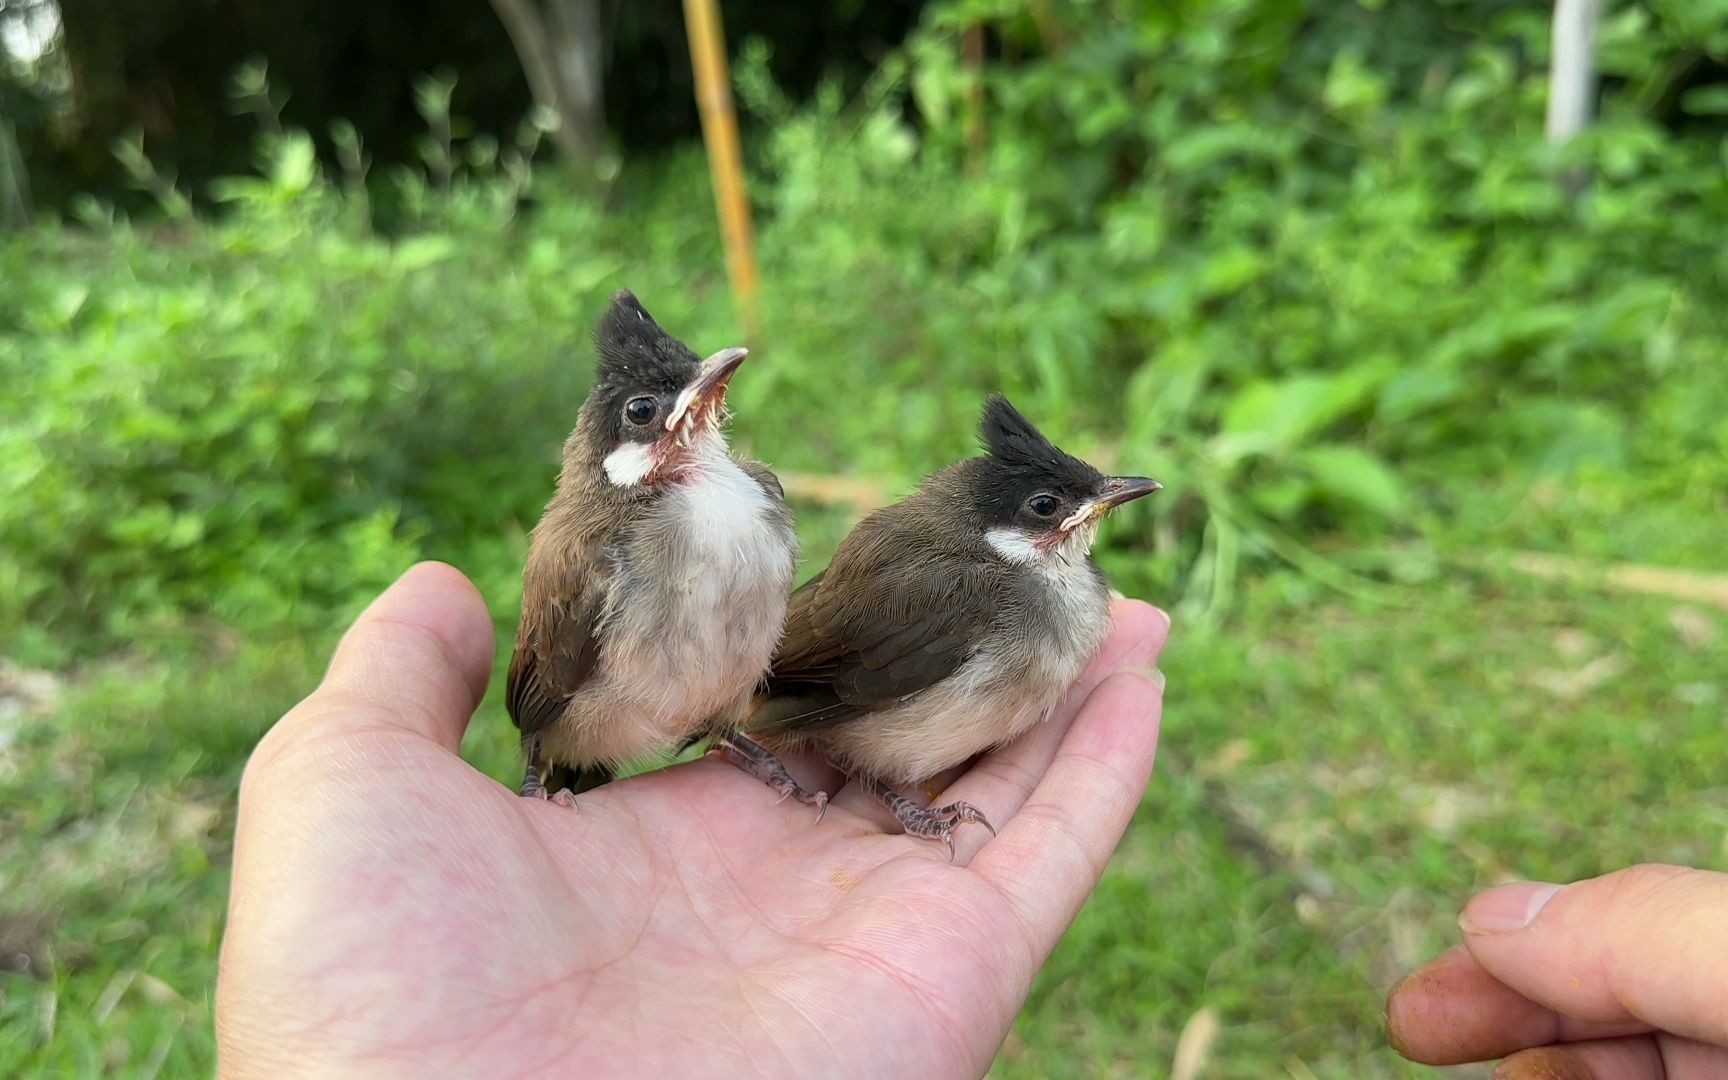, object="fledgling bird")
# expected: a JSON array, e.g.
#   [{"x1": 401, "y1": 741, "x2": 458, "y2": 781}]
[
  {"x1": 747, "y1": 395, "x2": 1160, "y2": 852},
  {"x1": 507, "y1": 289, "x2": 808, "y2": 803}
]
